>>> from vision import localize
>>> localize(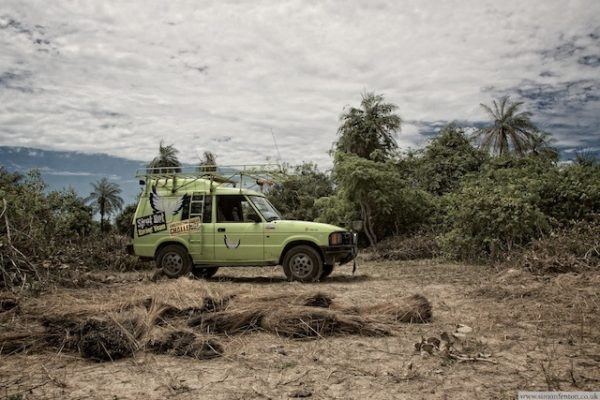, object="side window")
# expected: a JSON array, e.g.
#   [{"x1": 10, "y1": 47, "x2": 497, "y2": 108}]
[
  {"x1": 217, "y1": 195, "x2": 260, "y2": 222},
  {"x1": 203, "y1": 195, "x2": 212, "y2": 223}
]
